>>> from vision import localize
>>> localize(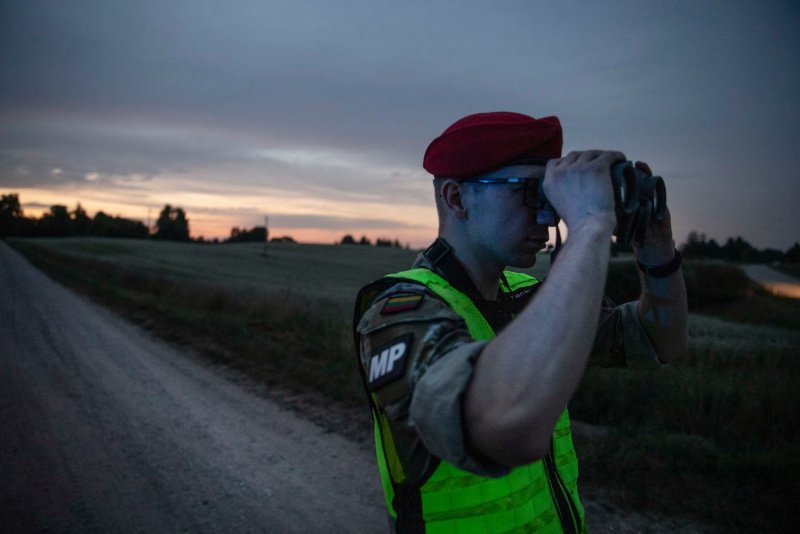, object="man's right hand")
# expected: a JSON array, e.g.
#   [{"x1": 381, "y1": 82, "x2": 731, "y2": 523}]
[
  {"x1": 466, "y1": 149, "x2": 626, "y2": 466},
  {"x1": 543, "y1": 150, "x2": 624, "y2": 233}
]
